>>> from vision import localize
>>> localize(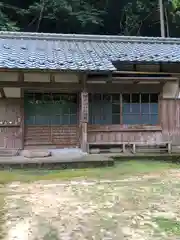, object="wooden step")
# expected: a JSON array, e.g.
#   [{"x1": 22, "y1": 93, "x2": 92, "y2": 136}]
[{"x1": 0, "y1": 149, "x2": 19, "y2": 157}]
